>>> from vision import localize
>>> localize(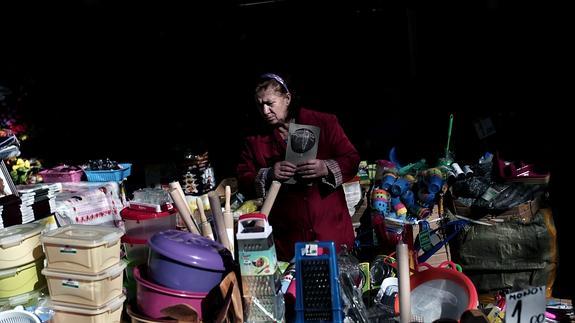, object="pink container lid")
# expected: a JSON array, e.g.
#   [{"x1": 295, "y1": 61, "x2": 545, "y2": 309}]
[
  {"x1": 133, "y1": 265, "x2": 207, "y2": 298},
  {"x1": 121, "y1": 207, "x2": 176, "y2": 221}
]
